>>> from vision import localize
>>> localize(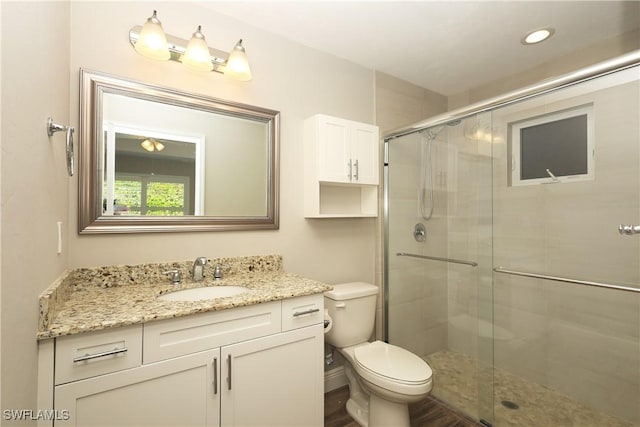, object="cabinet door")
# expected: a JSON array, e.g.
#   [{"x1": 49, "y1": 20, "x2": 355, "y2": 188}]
[
  {"x1": 221, "y1": 325, "x2": 324, "y2": 427},
  {"x1": 55, "y1": 349, "x2": 220, "y2": 427},
  {"x1": 350, "y1": 122, "x2": 379, "y2": 185},
  {"x1": 317, "y1": 115, "x2": 351, "y2": 183}
]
